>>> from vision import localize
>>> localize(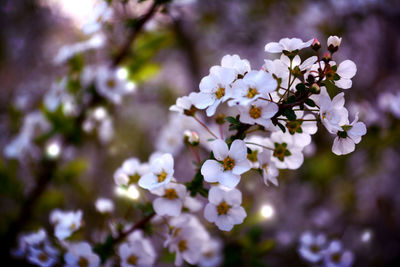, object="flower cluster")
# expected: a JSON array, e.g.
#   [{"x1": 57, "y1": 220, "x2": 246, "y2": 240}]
[{"x1": 298, "y1": 231, "x2": 353, "y2": 267}]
